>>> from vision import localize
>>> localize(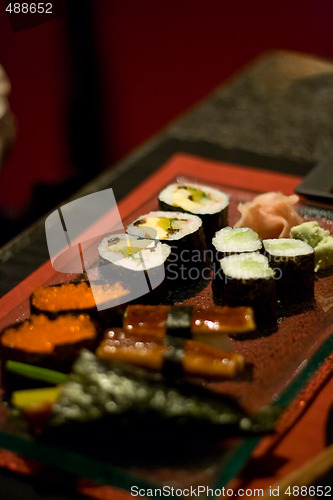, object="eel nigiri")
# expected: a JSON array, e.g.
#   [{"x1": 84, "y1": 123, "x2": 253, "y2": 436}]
[{"x1": 97, "y1": 328, "x2": 245, "y2": 379}]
